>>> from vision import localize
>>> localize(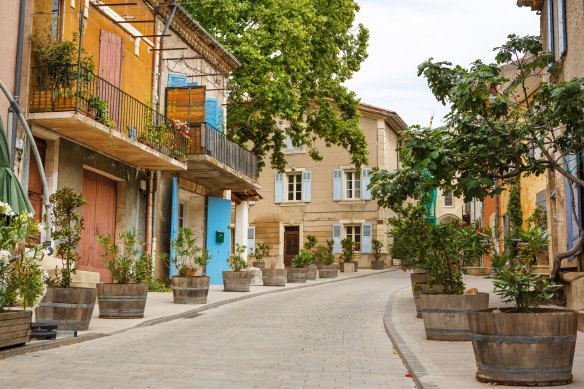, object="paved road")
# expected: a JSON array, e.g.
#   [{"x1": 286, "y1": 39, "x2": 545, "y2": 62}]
[{"x1": 1, "y1": 271, "x2": 415, "y2": 389}]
